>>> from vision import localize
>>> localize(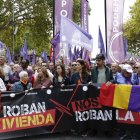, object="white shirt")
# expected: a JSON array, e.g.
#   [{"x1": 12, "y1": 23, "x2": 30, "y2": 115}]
[
  {"x1": 1, "y1": 64, "x2": 12, "y2": 81},
  {"x1": 0, "y1": 78, "x2": 6, "y2": 91}
]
